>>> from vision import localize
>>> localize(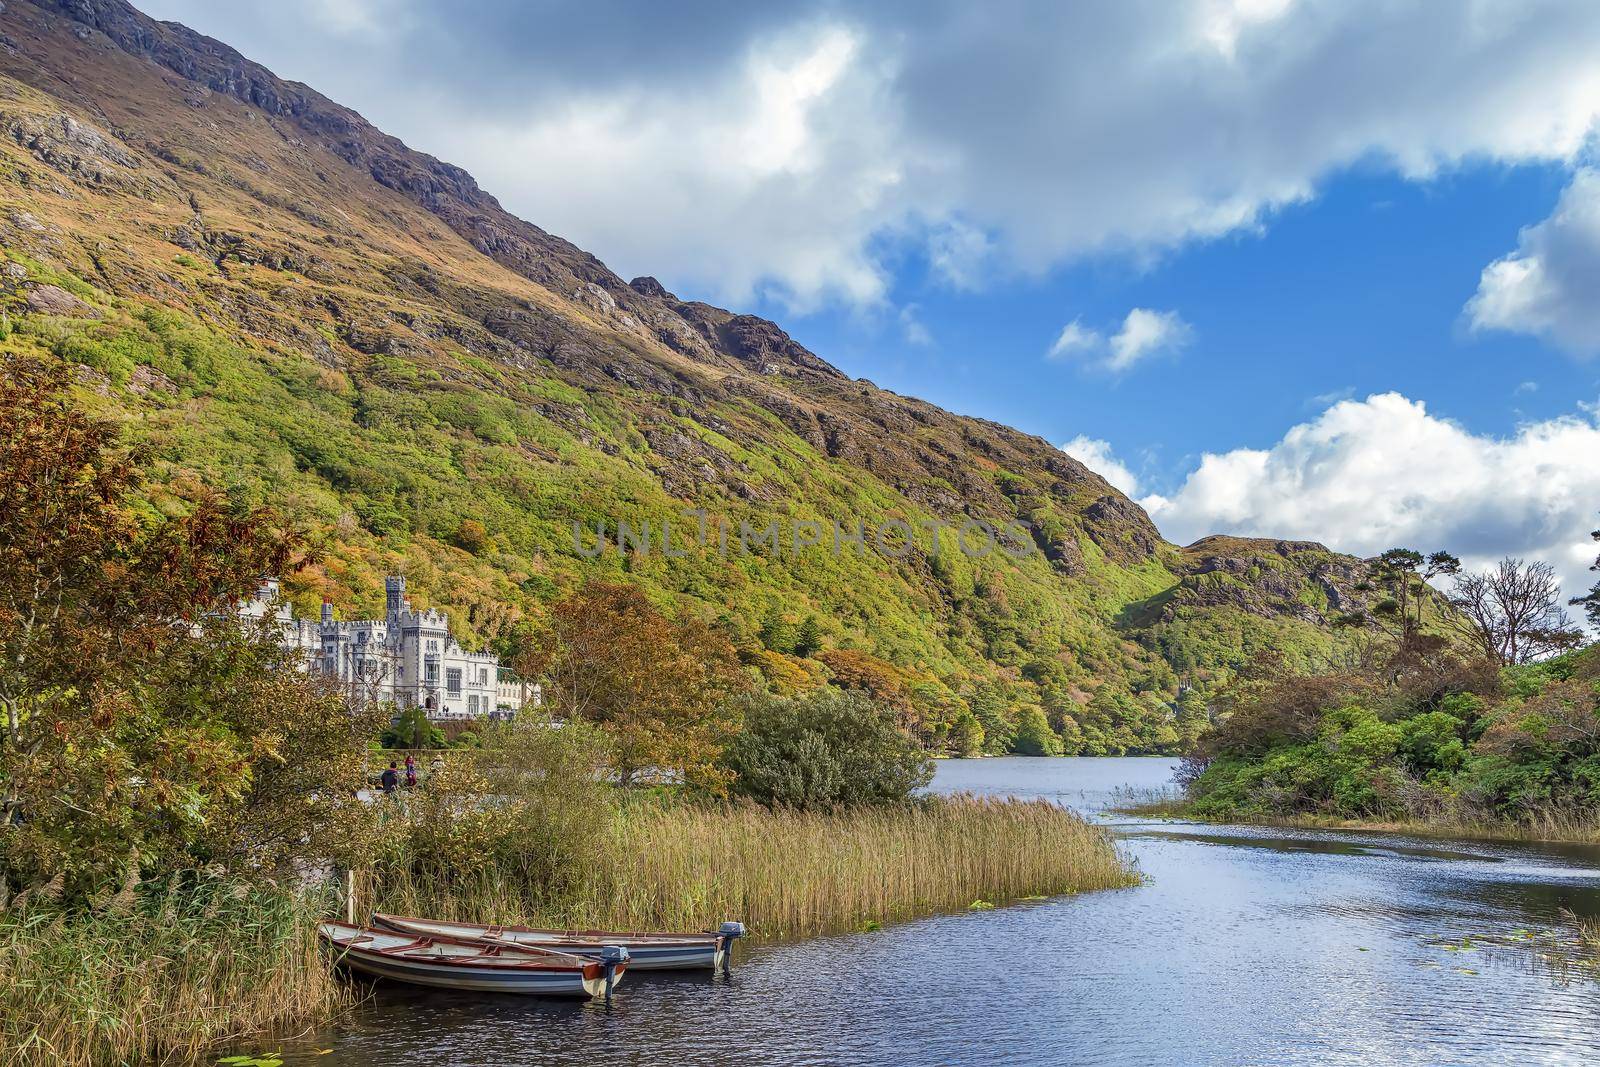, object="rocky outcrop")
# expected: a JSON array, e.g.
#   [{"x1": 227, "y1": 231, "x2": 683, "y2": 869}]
[
  {"x1": 1168, "y1": 536, "x2": 1371, "y2": 624},
  {"x1": 24, "y1": 282, "x2": 96, "y2": 316}
]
